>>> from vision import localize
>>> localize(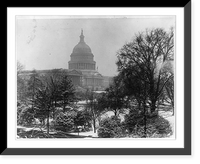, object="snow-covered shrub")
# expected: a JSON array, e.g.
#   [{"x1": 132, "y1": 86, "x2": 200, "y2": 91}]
[
  {"x1": 98, "y1": 116, "x2": 123, "y2": 138},
  {"x1": 54, "y1": 111, "x2": 75, "y2": 132}
]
